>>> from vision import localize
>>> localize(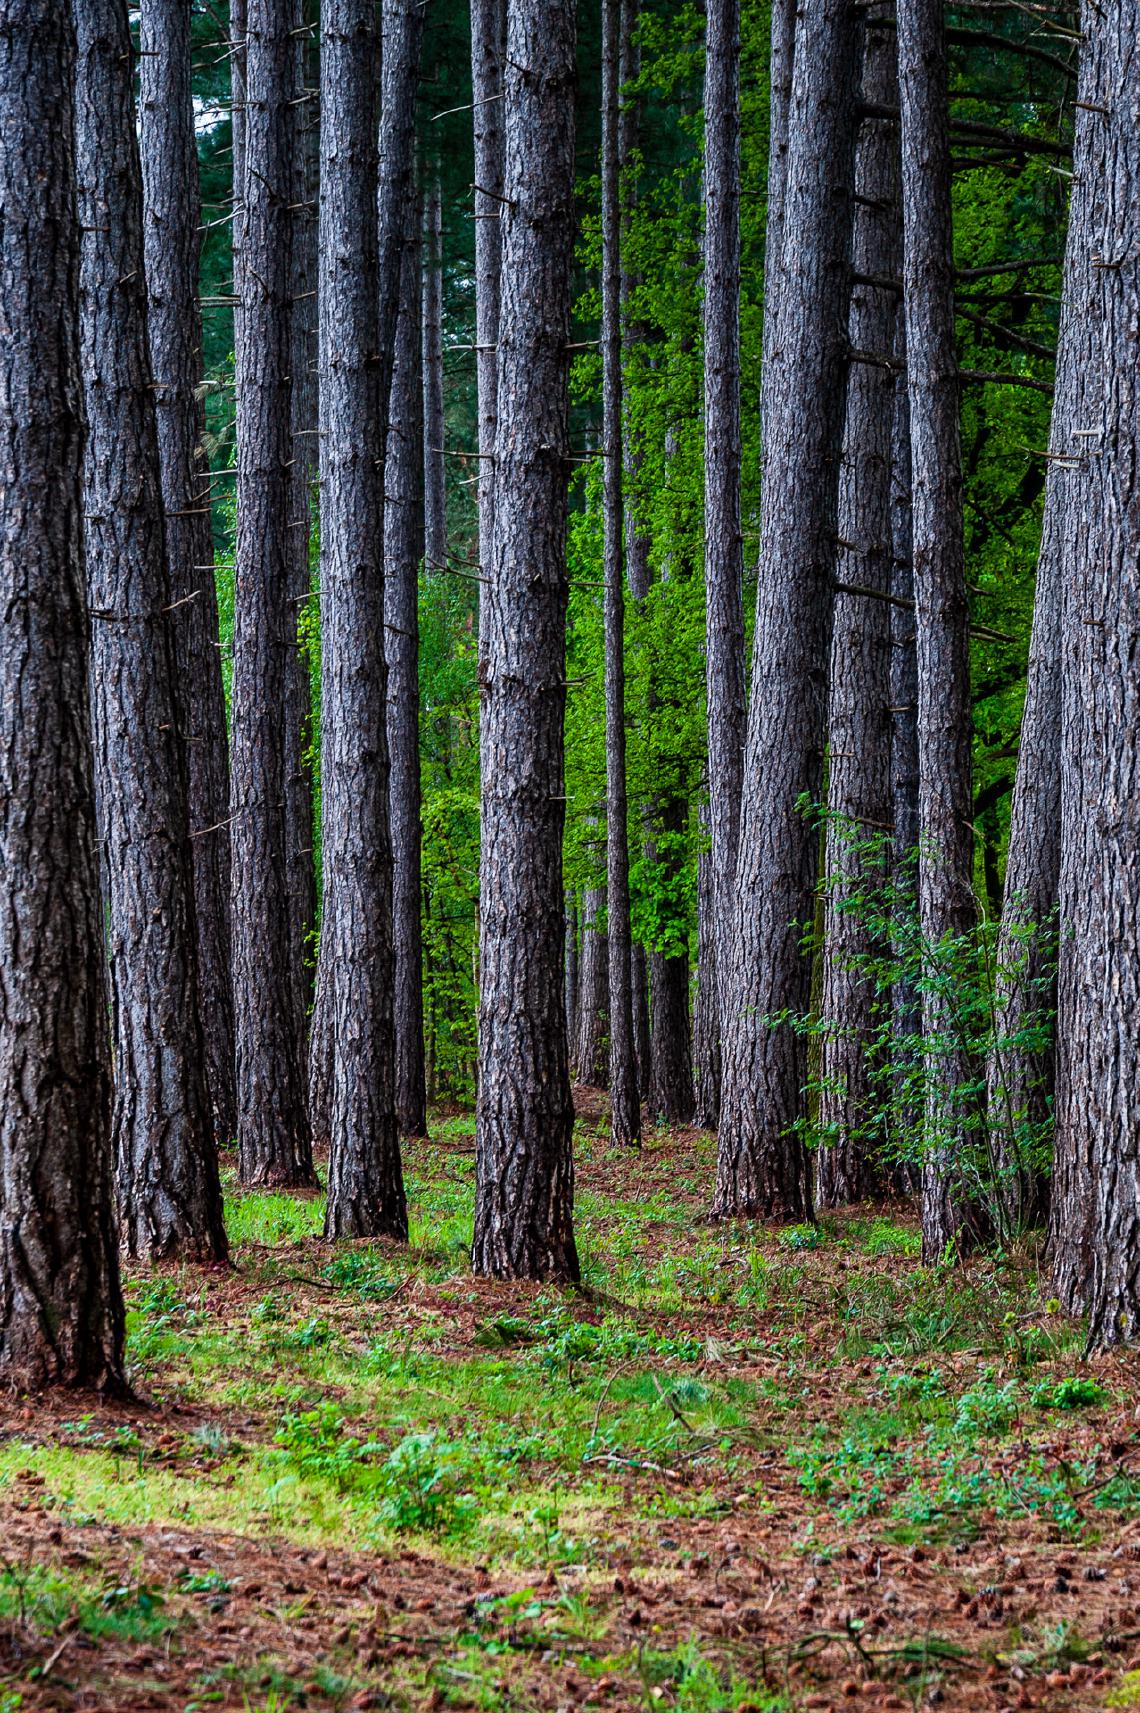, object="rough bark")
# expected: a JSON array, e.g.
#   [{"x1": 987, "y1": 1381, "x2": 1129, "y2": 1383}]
[
  {"x1": 715, "y1": 0, "x2": 858, "y2": 1221},
  {"x1": 602, "y1": 0, "x2": 640, "y2": 1147},
  {"x1": 318, "y1": 0, "x2": 407, "y2": 1238},
  {"x1": 75, "y1": 0, "x2": 227, "y2": 1264},
  {"x1": 759, "y1": 0, "x2": 796, "y2": 468},
  {"x1": 139, "y1": 0, "x2": 237, "y2": 1146},
  {"x1": 309, "y1": 0, "x2": 423, "y2": 1156},
  {"x1": 575, "y1": 886, "x2": 610, "y2": 1088},
  {"x1": 632, "y1": 940, "x2": 651, "y2": 1102},
  {"x1": 693, "y1": 797, "x2": 720, "y2": 1127},
  {"x1": 284, "y1": 10, "x2": 319, "y2": 1059},
  {"x1": 897, "y1": 0, "x2": 977, "y2": 1261},
  {"x1": 703, "y1": 0, "x2": 745, "y2": 1063},
  {"x1": 987, "y1": 113, "x2": 1084, "y2": 1243},
  {"x1": 231, "y1": 0, "x2": 316, "y2": 1188},
  {"x1": 0, "y1": 0, "x2": 125, "y2": 1391},
  {"x1": 649, "y1": 951, "x2": 695, "y2": 1126},
  {"x1": 1050, "y1": 2, "x2": 1135, "y2": 1334},
  {"x1": 816, "y1": 16, "x2": 899, "y2": 1208},
  {"x1": 889, "y1": 316, "x2": 921, "y2": 1173},
  {"x1": 422, "y1": 167, "x2": 447, "y2": 574},
  {"x1": 386, "y1": 212, "x2": 428, "y2": 1139},
  {"x1": 564, "y1": 895, "x2": 579, "y2": 1067},
  {"x1": 473, "y1": 0, "x2": 579, "y2": 1281},
  {"x1": 471, "y1": 0, "x2": 506, "y2": 637}
]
